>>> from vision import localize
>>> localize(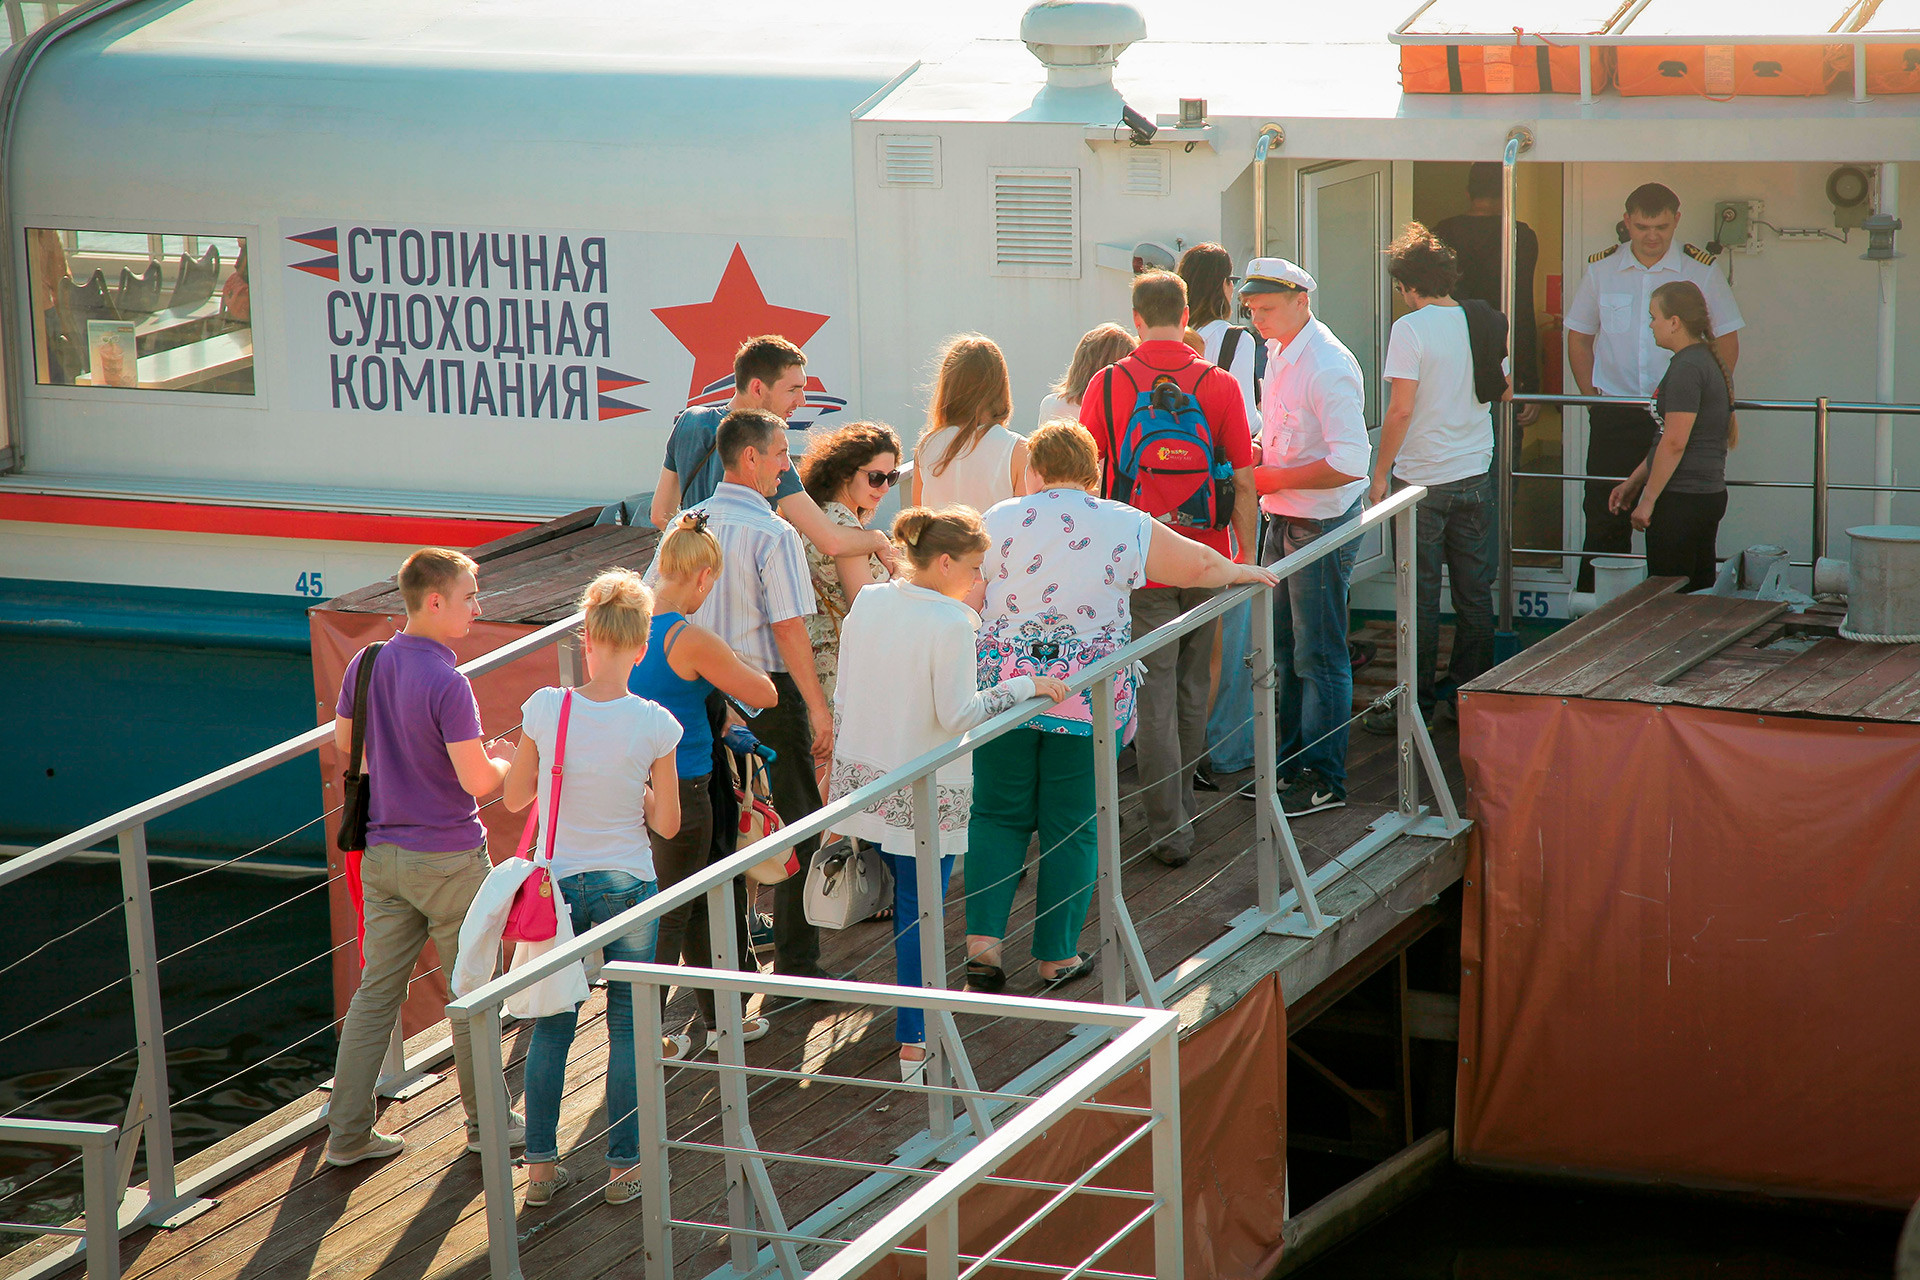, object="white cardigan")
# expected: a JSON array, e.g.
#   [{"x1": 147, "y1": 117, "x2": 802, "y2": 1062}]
[{"x1": 828, "y1": 580, "x2": 1035, "y2": 857}]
